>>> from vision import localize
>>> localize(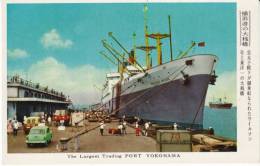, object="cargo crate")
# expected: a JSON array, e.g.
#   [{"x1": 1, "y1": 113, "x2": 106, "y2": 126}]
[{"x1": 156, "y1": 130, "x2": 192, "y2": 152}]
